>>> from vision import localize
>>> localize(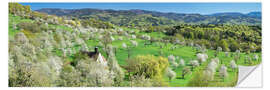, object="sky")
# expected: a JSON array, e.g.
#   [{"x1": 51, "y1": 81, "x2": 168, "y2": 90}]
[{"x1": 20, "y1": 3, "x2": 261, "y2": 15}]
